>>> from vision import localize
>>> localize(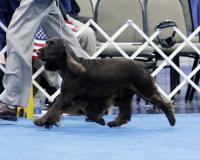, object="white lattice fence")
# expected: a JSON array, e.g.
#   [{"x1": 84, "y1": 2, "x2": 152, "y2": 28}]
[{"x1": 1, "y1": 19, "x2": 200, "y2": 102}]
